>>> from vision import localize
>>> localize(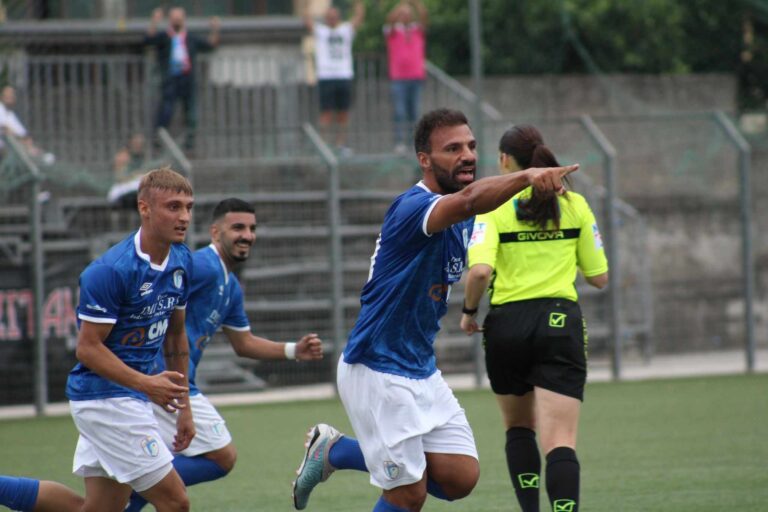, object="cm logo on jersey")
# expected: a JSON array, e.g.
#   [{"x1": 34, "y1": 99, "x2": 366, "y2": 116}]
[
  {"x1": 148, "y1": 319, "x2": 168, "y2": 340},
  {"x1": 120, "y1": 319, "x2": 168, "y2": 347}
]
